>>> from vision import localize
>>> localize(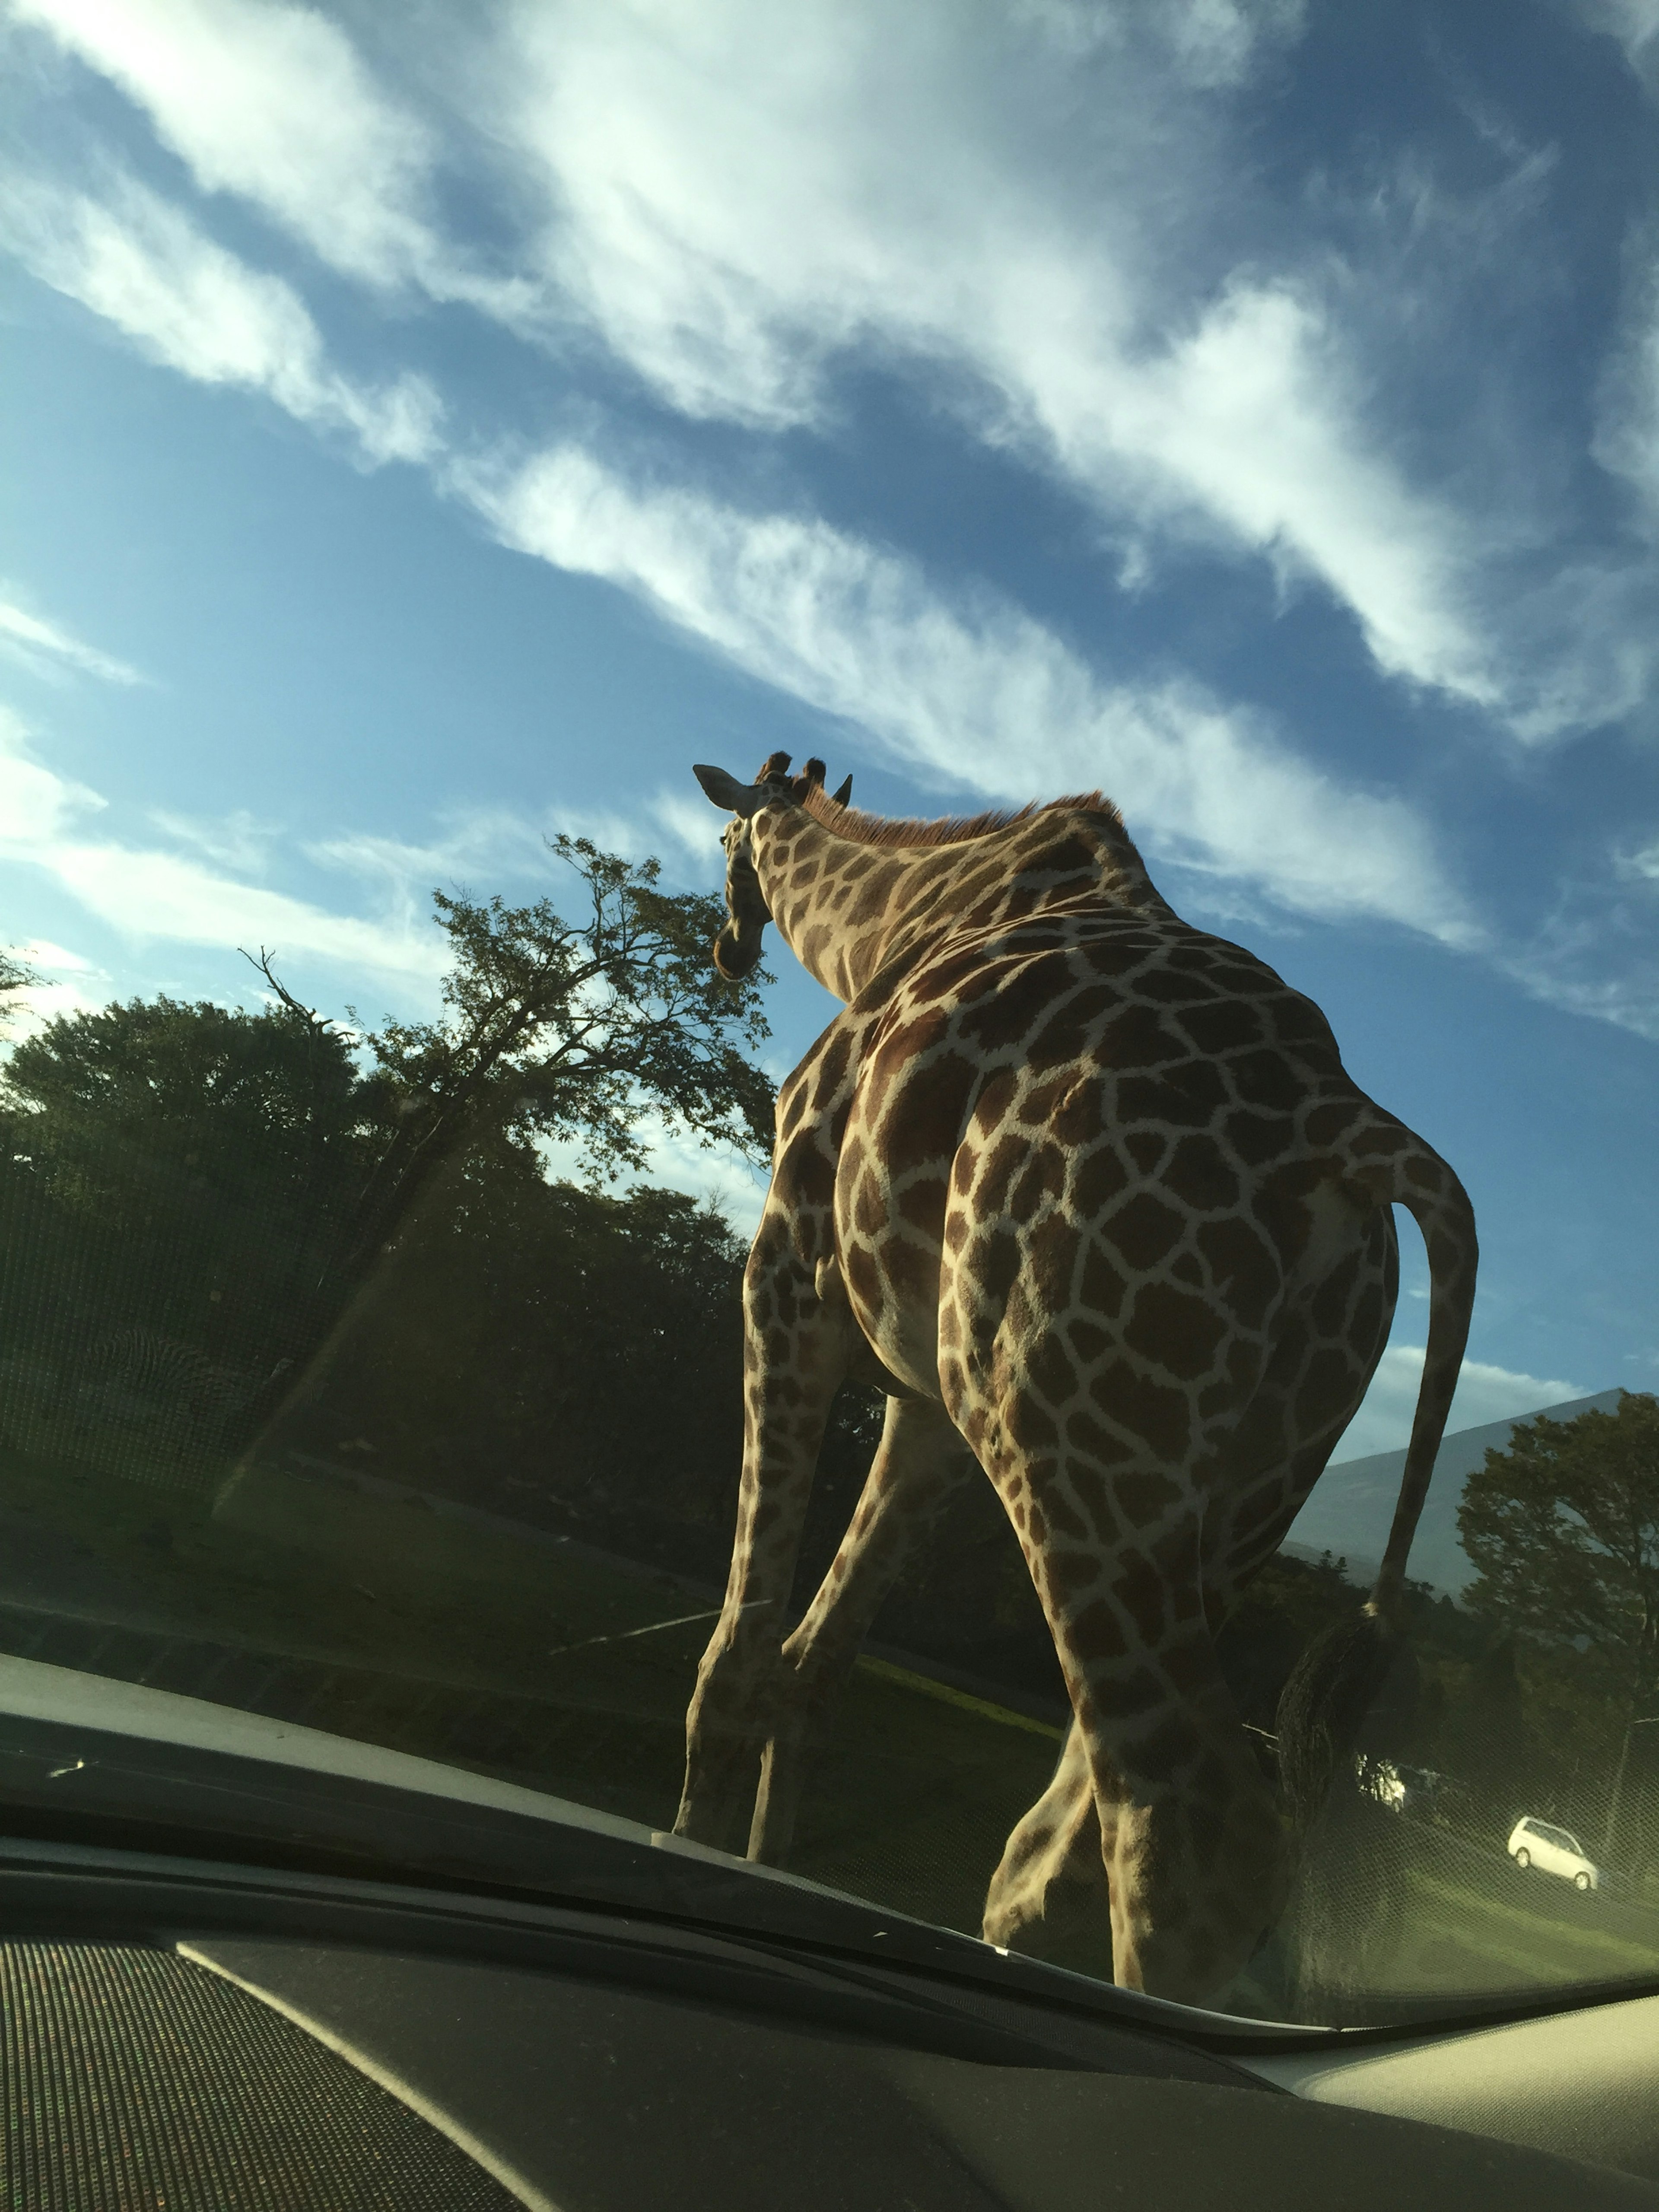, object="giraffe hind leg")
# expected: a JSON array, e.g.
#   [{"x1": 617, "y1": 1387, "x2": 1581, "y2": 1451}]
[{"x1": 980, "y1": 1211, "x2": 1398, "y2": 1987}]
